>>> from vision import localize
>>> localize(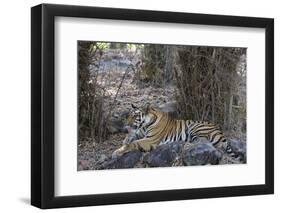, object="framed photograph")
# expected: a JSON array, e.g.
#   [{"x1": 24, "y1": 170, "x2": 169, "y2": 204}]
[{"x1": 31, "y1": 3, "x2": 274, "y2": 209}]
